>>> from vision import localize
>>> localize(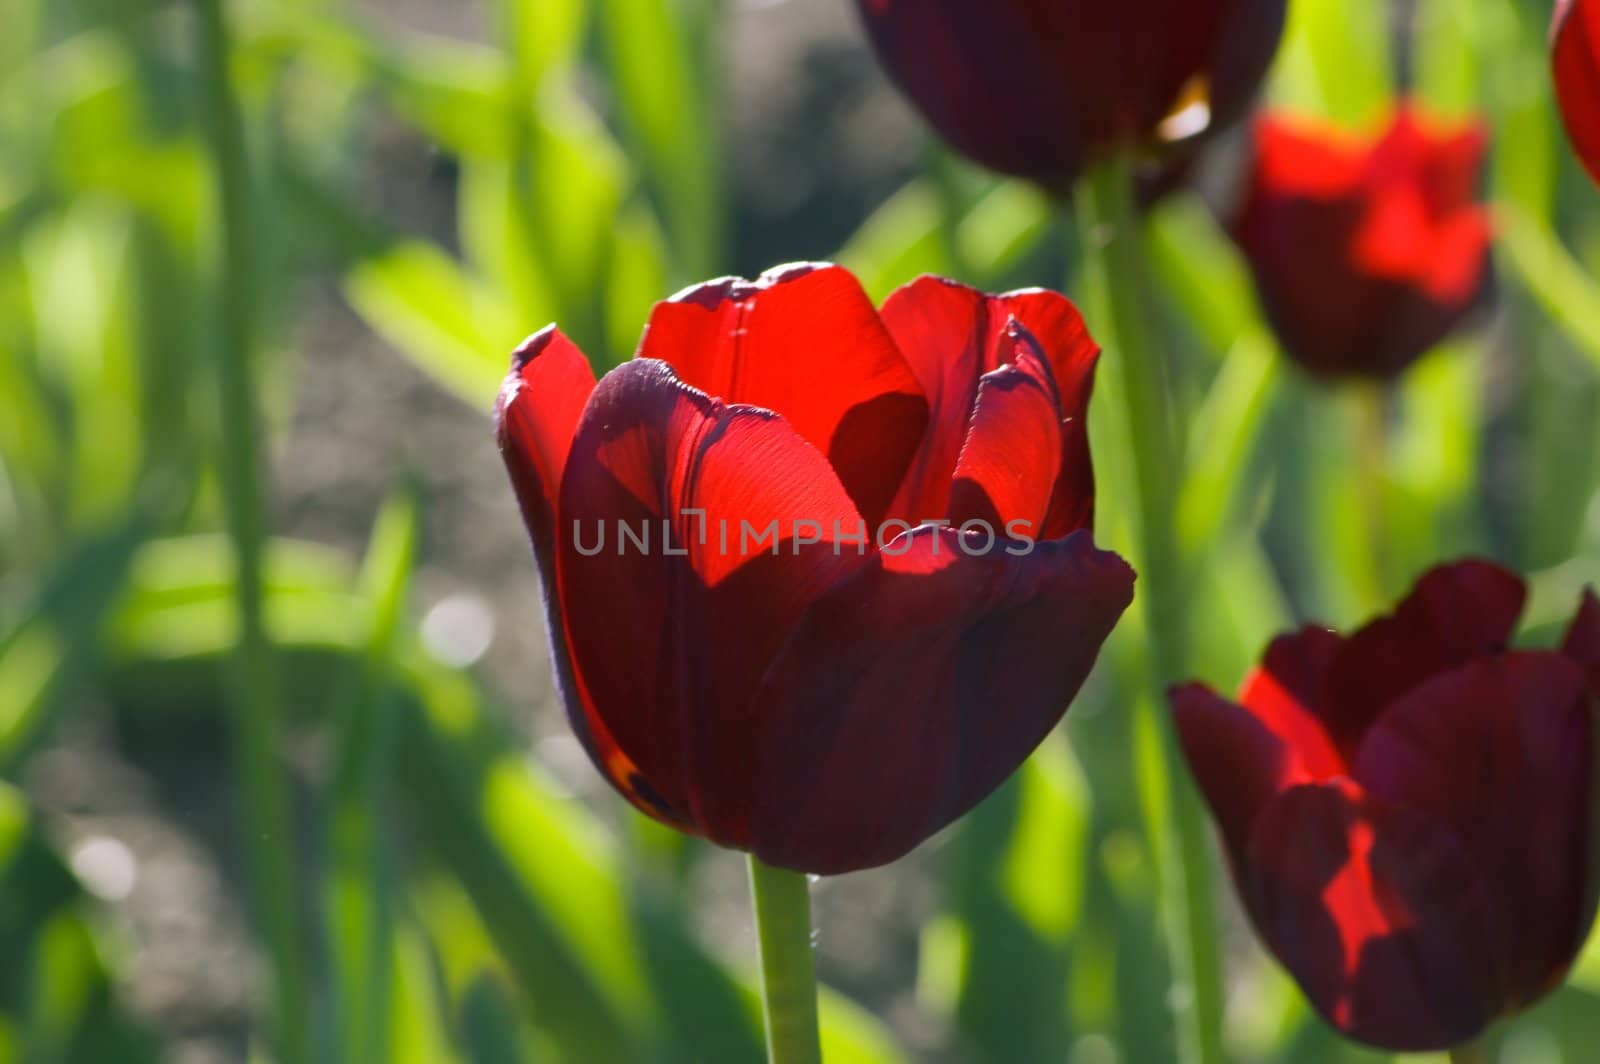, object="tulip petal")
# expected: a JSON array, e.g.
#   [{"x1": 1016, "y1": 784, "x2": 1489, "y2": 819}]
[
  {"x1": 637, "y1": 263, "x2": 928, "y2": 529},
  {"x1": 881, "y1": 277, "x2": 1098, "y2": 536},
  {"x1": 746, "y1": 527, "x2": 1133, "y2": 873},
  {"x1": 947, "y1": 323, "x2": 1063, "y2": 538},
  {"x1": 1320, "y1": 559, "x2": 1526, "y2": 754},
  {"x1": 495, "y1": 327, "x2": 598, "y2": 571},
  {"x1": 1554, "y1": 0, "x2": 1600, "y2": 189},
  {"x1": 495, "y1": 328, "x2": 629, "y2": 790},
  {"x1": 1170, "y1": 683, "x2": 1311, "y2": 854},
  {"x1": 1354, "y1": 653, "x2": 1596, "y2": 1007},
  {"x1": 1238, "y1": 626, "x2": 1348, "y2": 777},
  {"x1": 1244, "y1": 783, "x2": 1499, "y2": 1051},
  {"x1": 855, "y1": 0, "x2": 1286, "y2": 189},
  {"x1": 1562, "y1": 587, "x2": 1600, "y2": 689},
  {"x1": 555, "y1": 359, "x2": 871, "y2": 839}
]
